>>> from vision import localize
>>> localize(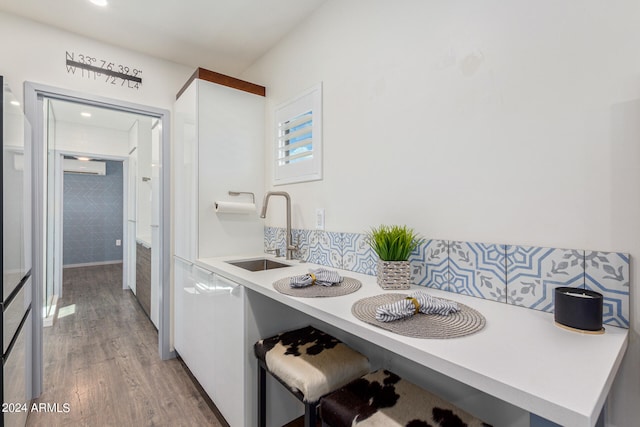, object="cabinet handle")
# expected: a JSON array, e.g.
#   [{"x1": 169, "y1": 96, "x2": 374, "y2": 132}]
[
  {"x1": 194, "y1": 281, "x2": 216, "y2": 293},
  {"x1": 194, "y1": 265, "x2": 213, "y2": 276},
  {"x1": 174, "y1": 256, "x2": 193, "y2": 267},
  {"x1": 217, "y1": 277, "x2": 242, "y2": 296}
]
